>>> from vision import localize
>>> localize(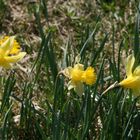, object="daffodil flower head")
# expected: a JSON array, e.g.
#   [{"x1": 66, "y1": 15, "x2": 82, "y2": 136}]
[
  {"x1": 0, "y1": 36, "x2": 26, "y2": 68},
  {"x1": 119, "y1": 54, "x2": 140, "y2": 96},
  {"x1": 63, "y1": 63, "x2": 96, "y2": 95}
]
